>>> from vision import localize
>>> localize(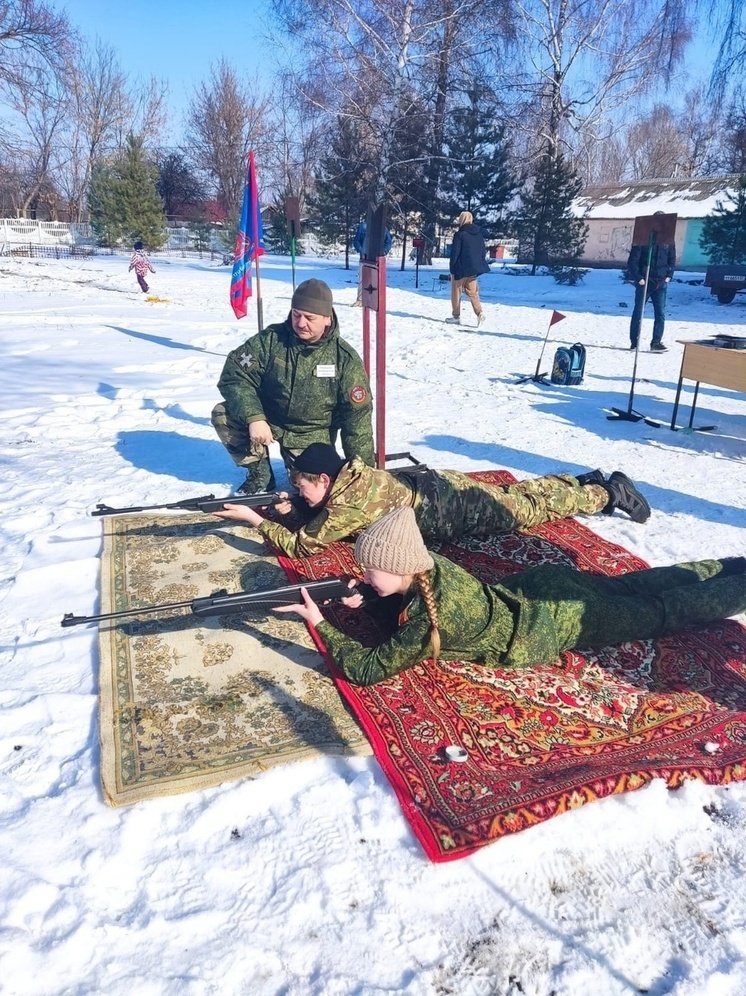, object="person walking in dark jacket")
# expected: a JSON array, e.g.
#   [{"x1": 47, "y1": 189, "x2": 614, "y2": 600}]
[
  {"x1": 627, "y1": 222, "x2": 676, "y2": 352},
  {"x1": 446, "y1": 211, "x2": 490, "y2": 327}
]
